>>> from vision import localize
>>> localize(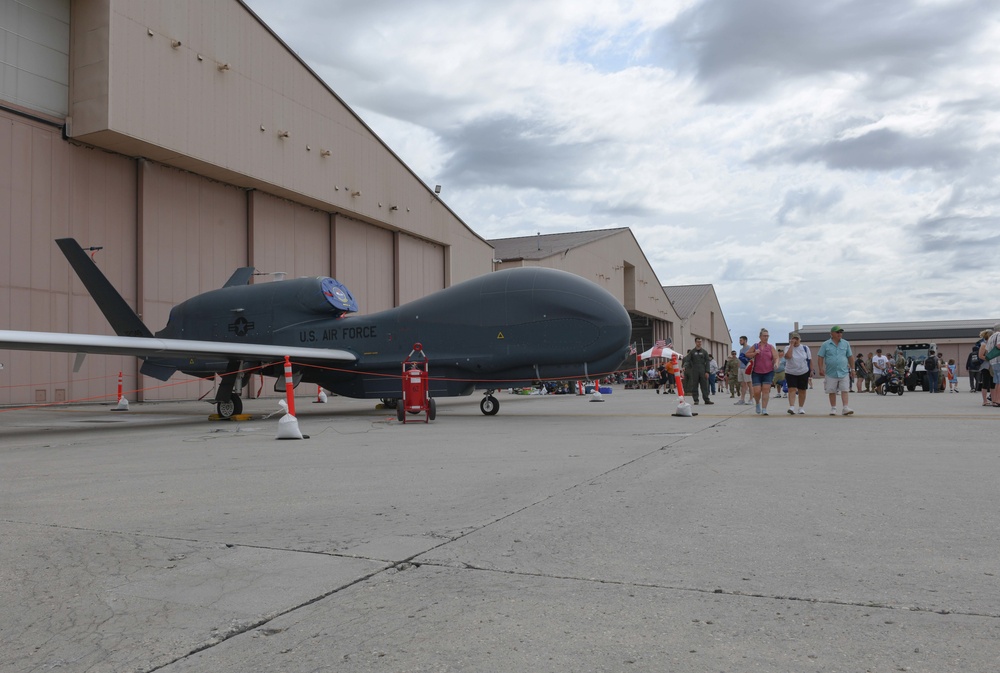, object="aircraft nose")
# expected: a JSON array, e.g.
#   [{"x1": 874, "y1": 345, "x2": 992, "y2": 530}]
[
  {"x1": 598, "y1": 294, "x2": 633, "y2": 353},
  {"x1": 546, "y1": 269, "x2": 632, "y2": 358}
]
